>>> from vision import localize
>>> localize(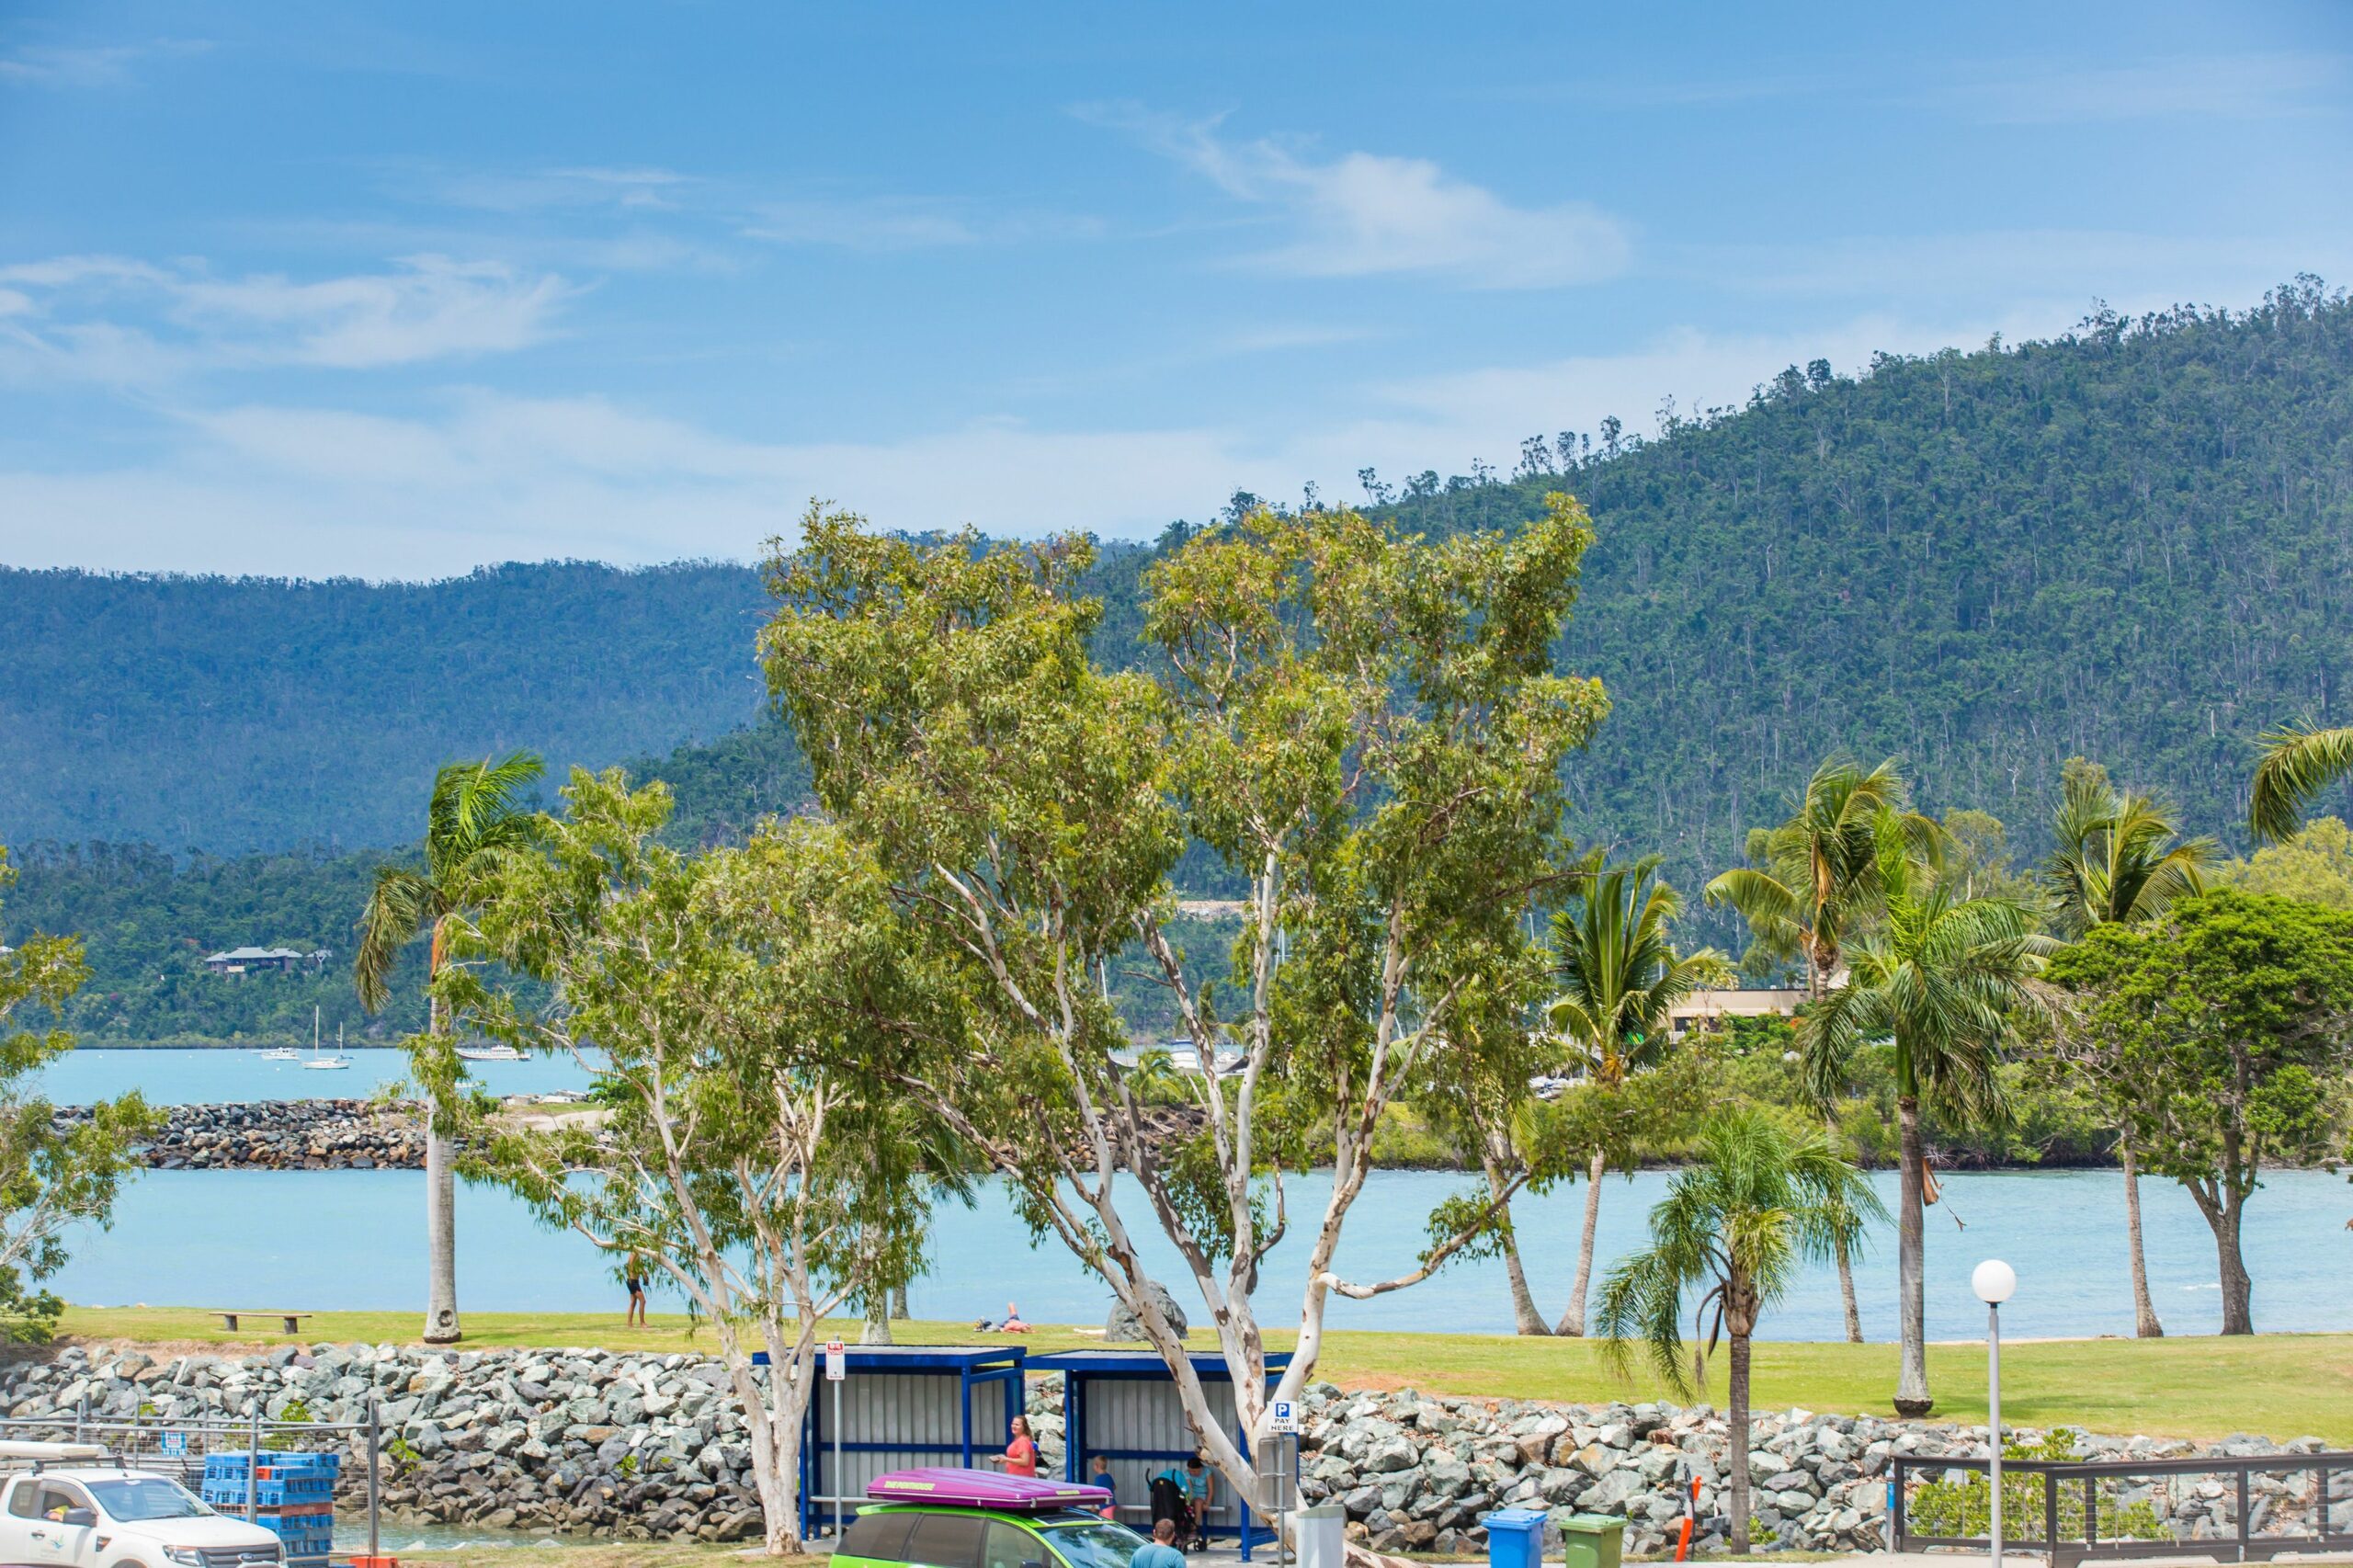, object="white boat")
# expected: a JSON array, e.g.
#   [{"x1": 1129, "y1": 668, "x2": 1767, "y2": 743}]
[
  {"x1": 260, "y1": 1046, "x2": 301, "y2": 1062},
  {"x1": 456, "y1": 1043, "x2": 525, "y2": 1062},
  {"x1": 301, "y1": 1009, "x2": 351, "y2": 1071}
]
